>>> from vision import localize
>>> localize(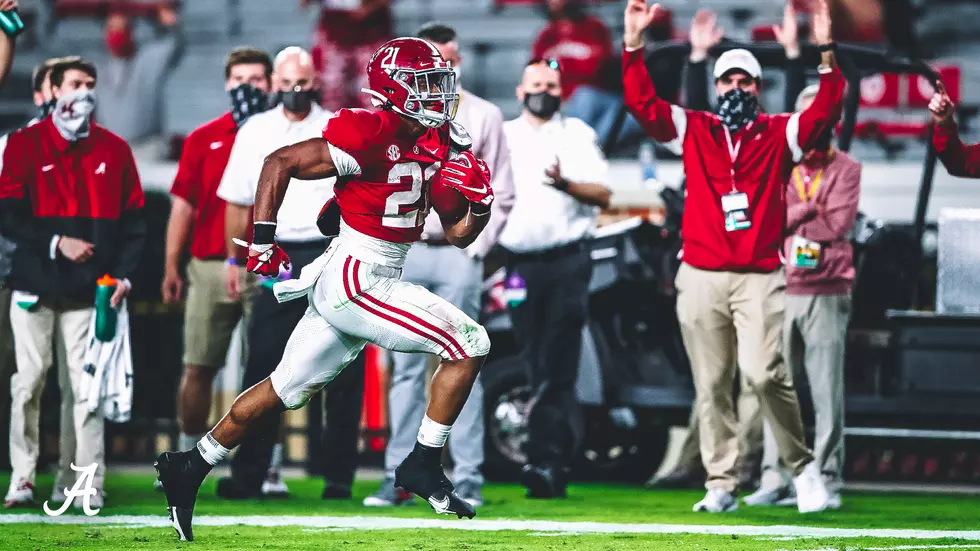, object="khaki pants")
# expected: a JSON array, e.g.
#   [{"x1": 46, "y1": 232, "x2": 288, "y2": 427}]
[
  {"x1": 675, "y1": 372, "x2": 763, "y2": 477},
  {"x1": 9, "y1": 299, "x2": 104, "y2": 491},
  {"x1": 183, "y1": 258, "x2": 255, "y2": 369},
  {"x1": 761, "y1": 293, "x2": 850, "y2": 492},
  {"x1": 675, "y1": 263, "x2": 812, "y2": 493}
]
